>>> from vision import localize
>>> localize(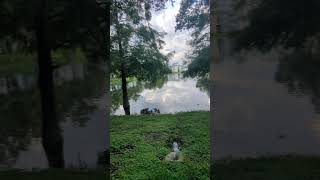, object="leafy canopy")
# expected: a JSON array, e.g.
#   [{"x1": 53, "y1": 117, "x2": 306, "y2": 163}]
[
  {"x1": 175, "y1": 0, "x2": 209, "y2": 78},
  {"x1": 110, "y1": 0, "x2": 172, "y2": 82},
  {"x1": 0, "y1": 0, "x2": 107, "y2": 58}
]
